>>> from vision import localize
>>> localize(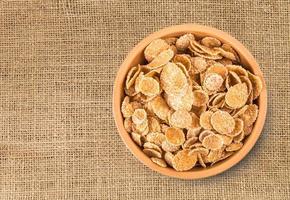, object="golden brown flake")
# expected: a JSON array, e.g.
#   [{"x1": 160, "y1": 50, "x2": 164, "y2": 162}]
[
  {"x1": 244, "y1": 125, "x2": 253, "y2": 136},
  {"x1": 131, "y1": 132, "x2": 143, "y2": 146},
  {"x1": 200, "y1": 111, "x2": 214, "y2": 130},
  {"x1": 192, "y1": 90, "x2": 209, "y2": 107},
  {"x1": 143, "y1": 148, "x2": 162, "y2": 158},
  {"x1": 139, "y1": 76, "x2": 160, "y2": 96},
  {"x1": 201, "y1": 36, "x2": 221, "y2": 48},
  {"x1": 197, "y1": 153, "x2": 207, "y2": 168},
  {"x1": 190, "y1": 57, "x2": 207, "y2": 74},
  {"x1": 219, "y1": 134, "x2": 233, "y2": 146},
  {"x1": 199, "y1": 130, "x2": 215, "y2": 142},
  {"x1": 146, "y1": 132, "x2": 166, "y2": 146},
  {"x1": 225, "y1": 71, "x2": 242, "y2": 90},
  {"x1": 164, "y1": 86, "x2": 193, "y2": 111},
  {"x1": 165, "y1": 127, "x2": 185, "y2": 146},
  {"x1": 160, "y1": 62, "x2": 188, "y2": 95},
  {"x1": 146, "y1": 49, "x2": 174, "y2": 69},
  {"x1": 149, "y1": 96, "x2": 170, "y2": 121},
  {"x1": 144, "y1": 39, "x2": 170, "y2": 62},
  {"x1": 202, "y1": 133, "x2": 224, "y2": 150},
  {"x1": 173, "y1": 54, "x2": 192, "y2": 71},
  {"x1": 211, "y1": 110, "x2": 235, "y2": 134},
  {"x1": 126, "y1": 65, "x2": 141, "y2": 89},
  {"x1": 176, "y1": 33, "x2": 195, "y2": 51},
  {"x1": 164, "y1": 37, "x2": 177, "y2": 45},
  {"x1": 240, "y1": 104, "x2": 259, "y2": 127},
  {"x1": 226, "y1": 118, "x2": 244, "y2": 137},
  {"x1": 124, "y1": 117, "x2": 133, "y2": 133},
  {"x1": 186, "y1": 127, "x2": 202, "y2": 139},
  {"x1": 132, "y1": 109, "x2": 147, "y2": 125},
  {"x1": 182, "y1": 136, "x2": 198, "y2": 149},
  {"x1": 189, "y1": 147, "x2": 209, "y2": 156},
  {"x1": 226, "y1": 142, "x2": 243, "y2": 152},
  {"x1": 143, "y1": 142, "x2": 162, "y2": 153},
  {"x1": 203, "y1": 73, "x2": 224, "y2": 92},
  {"x1": 169, "y1": 109, "x2": 192, "y2": 129},
  {"x1": 148, "y1": 116, "x2": 161, "y2": 132},
  {"x1": 225, "y1": 83, "x2": 248, "y2": 109},
  {"x1": 164, "y1": 152, "x2": 174, "y2": 167},
  {"x1": 233, "y1": 130, "x2": 245, "y2": 143},
  {"x1": 221, "y1": 44, "x2": 240, "y2": 62},
  {"x1": 121, "y1": 96, "x2": 134, "y2": 118},
  {"x1": 172, "y1": 149, "x2": 198, "y2": 171},
  {"x1": 247, "y1": 72, "x2": 263, "y2": 100},
  {"x1": 151, "y1": 157, "x2": 167, "y2": 167},
  {"x1": 161, "y1": 140, "x2": 180, "y2": 152}
]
